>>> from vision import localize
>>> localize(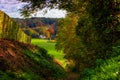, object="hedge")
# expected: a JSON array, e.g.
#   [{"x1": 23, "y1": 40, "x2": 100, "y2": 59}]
[{"x1": 0, "y1": 10, "x2": 31, "y2": 43}]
